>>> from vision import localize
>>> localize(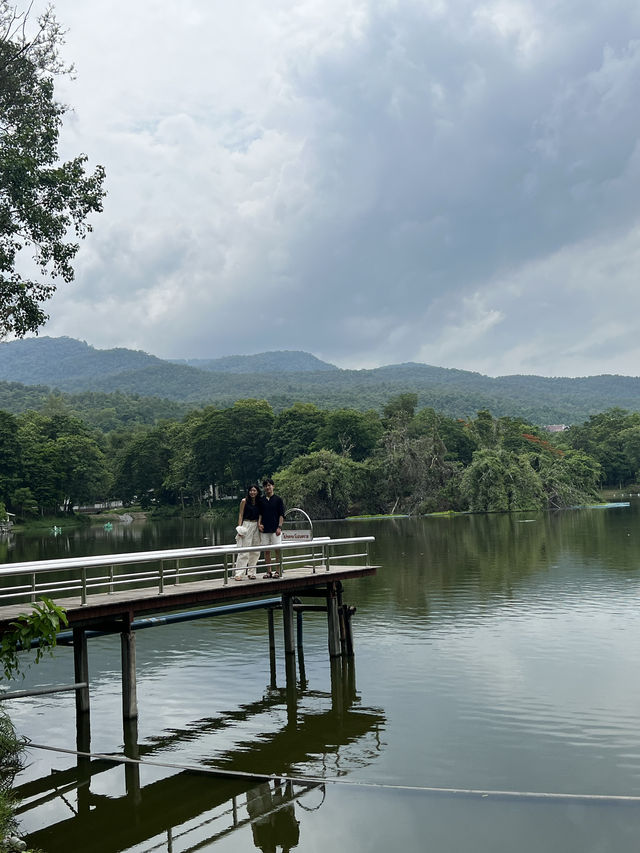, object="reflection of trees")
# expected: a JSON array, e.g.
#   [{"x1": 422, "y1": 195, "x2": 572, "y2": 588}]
[{"x1": 323, "y1": 507, "x2": 639, "y2": 622}]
